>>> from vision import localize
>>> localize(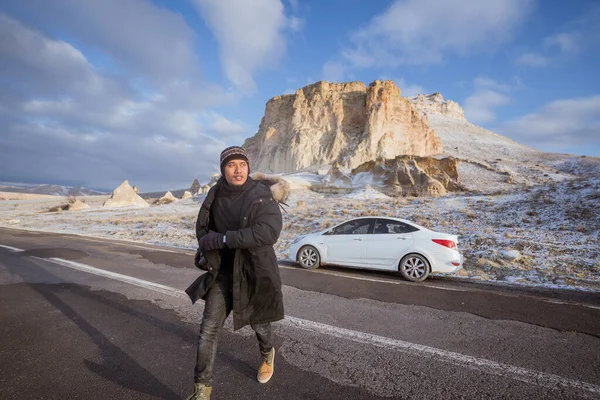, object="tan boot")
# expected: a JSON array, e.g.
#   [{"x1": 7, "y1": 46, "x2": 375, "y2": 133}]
[
  {"x1": 185, "y1": 383, "x2": 212, "y2": 400},
  {"x1": 257, "y1": 347, "x2": 275, "y2": 384}
]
